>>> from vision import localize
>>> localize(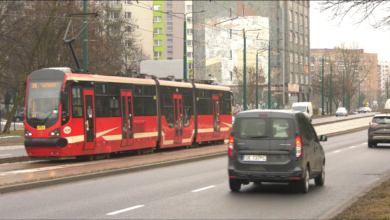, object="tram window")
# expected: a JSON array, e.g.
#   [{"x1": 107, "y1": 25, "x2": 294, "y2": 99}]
[
  {"x1": 108, "y1": 83, "x2": 120, "y2": 96},
  {"x1": 109, "y1": 97, "x2": 120, "y2": 117},
  {"x1": 71, "y1": 87, "x2": 83, "y2": 118},
  {"x1": 143, "y1": 86, "x2": 153, "y2": 96},
  {"x1": 206, "y1": 90, "x2": 211, "y2": 98},
  {"x1": 224, "y1": 91, "x2": 231, "y2": 100},
  {"x1": 133, "y1": 97, "x2": 143, "y2": 116},
  {"x1": 95, "y1": 83, "x2": 107, "y2": 95},
  {"x1": 198, "y1": 89, "x2": 205, "y2": 98},
  {"x1": 163, "y1": 107, "x2": 174, "y2": 128},
  {"x1": 134, "y1": 85, "x2": 142, "y2": 96},
  {"x1": 163, "y1": 94, "x2": 173, "y2": 107},
  {"x1": 183, "y1": 95, "x2": 192, "y2": 127},
  {"x1": 220, "y1": 100, "x2": 231, "y2": 115},
  {"x1": 95, "y1": 96, "x2": 109, "y2": 117},
  {"x1": 143, "y1": 97, "x2": 156, "y2": 116},
  {"x1": 198, "y1": 99, "x2": 211, "y2": 115},
  {"x1": 161, "y1": 86, "x2": 172, "y2": 94}
]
